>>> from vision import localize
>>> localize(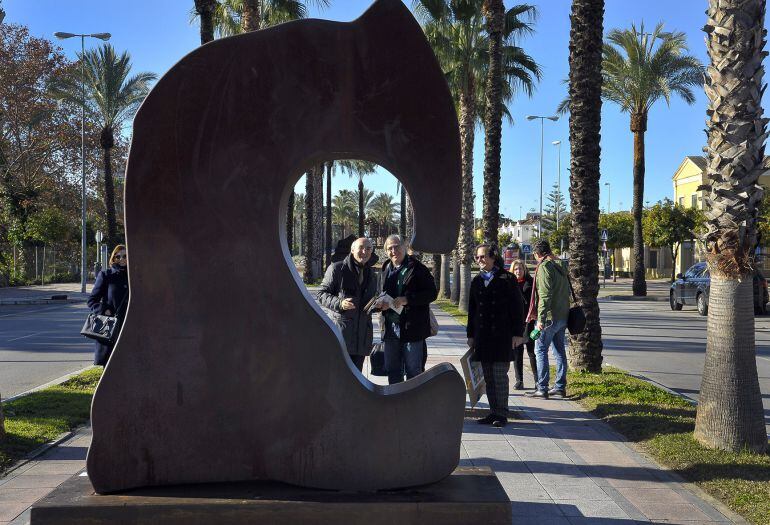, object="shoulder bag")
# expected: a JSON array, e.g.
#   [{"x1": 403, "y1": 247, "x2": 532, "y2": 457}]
[{"x1": 81, "y1": 293, "x2": 128, "y2": 345}]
